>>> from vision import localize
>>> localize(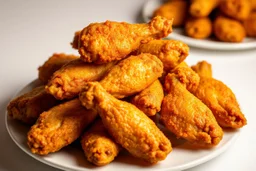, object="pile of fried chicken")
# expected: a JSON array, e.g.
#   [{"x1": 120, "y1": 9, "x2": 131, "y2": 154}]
[{"x1": 7, "y1": 16, "x2": 247, "y2": 166}]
